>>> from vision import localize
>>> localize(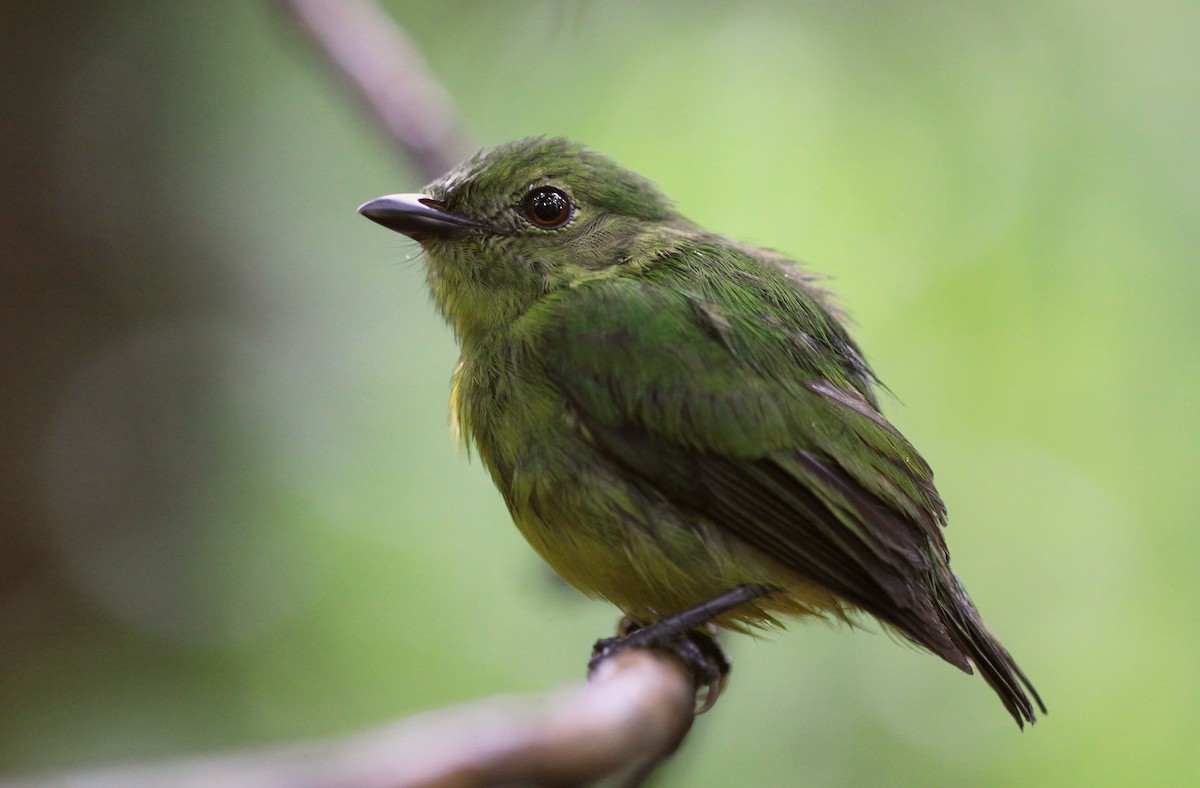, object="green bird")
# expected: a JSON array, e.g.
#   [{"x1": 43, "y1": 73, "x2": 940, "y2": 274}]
[{"x1": 359, "y1": 137, "x2": 1045, "y2": 727}]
